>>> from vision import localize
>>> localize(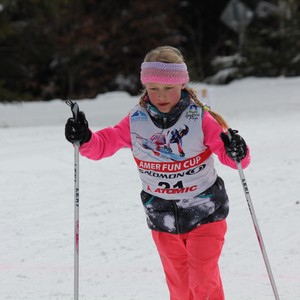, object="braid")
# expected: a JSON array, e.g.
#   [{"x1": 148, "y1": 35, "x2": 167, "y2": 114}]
[
  {"x1": 139, "y1": 90, "x2": 147, "y2": 107},
  {"x1": 185, "y1": 87, "x2": 229, "y2": 131}
]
